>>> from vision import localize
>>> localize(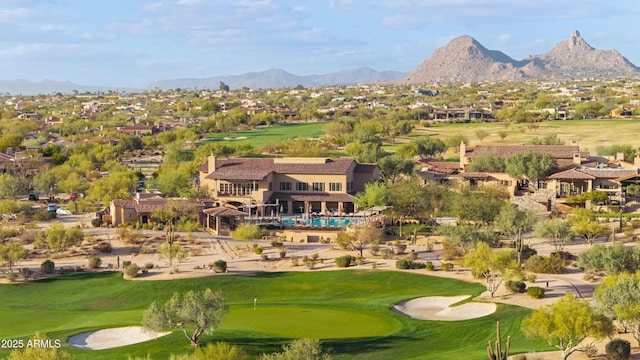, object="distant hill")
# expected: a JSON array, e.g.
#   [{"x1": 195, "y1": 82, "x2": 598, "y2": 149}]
[
  {"x1": 148, "y1": 67, "x2": 407, "y2": 91},
  {"x1": 401, "y1": 30, "x2": 640, "y2": 84},
  {"x1": 0, "y1": 79, "x2": 142, "y2": 96}
]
